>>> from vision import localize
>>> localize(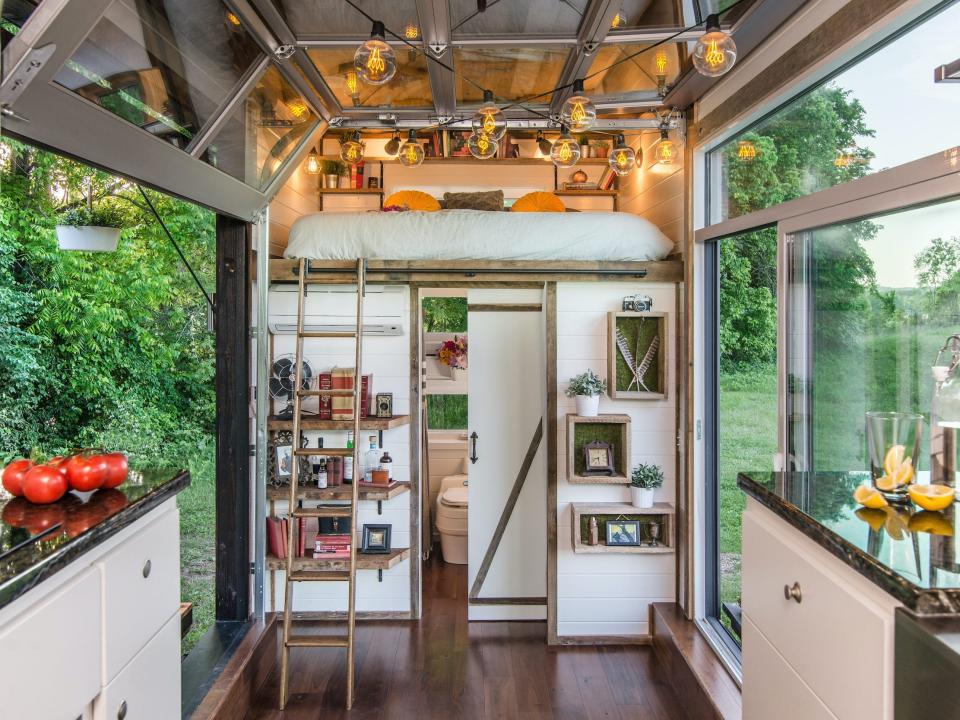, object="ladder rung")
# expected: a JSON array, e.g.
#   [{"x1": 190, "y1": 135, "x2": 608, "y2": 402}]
[
  {"x1": 289, "y1": 570, "x2": 351, "y2": 582},
  {"x1": 300, "y1": 331, "x2": 357, "y2": 338},
  {"x1": 286, "y1": 635, "x2": 350, "y2": 648},
  {"x1": 297, "y1": 389, "x2": 355, "y2": 397},
  {"x1": 293, "y1": 447, "x2": 353, "y2": 457},
  {"x1": 292, "y1": 506, "x2": 353, "y2": 518}
]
